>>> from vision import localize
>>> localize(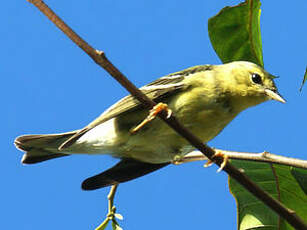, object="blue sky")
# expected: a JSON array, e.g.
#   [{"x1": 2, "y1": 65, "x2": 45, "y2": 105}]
[{"x1": 2, "y1": 1, "x2": 306, "y2": 229}]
